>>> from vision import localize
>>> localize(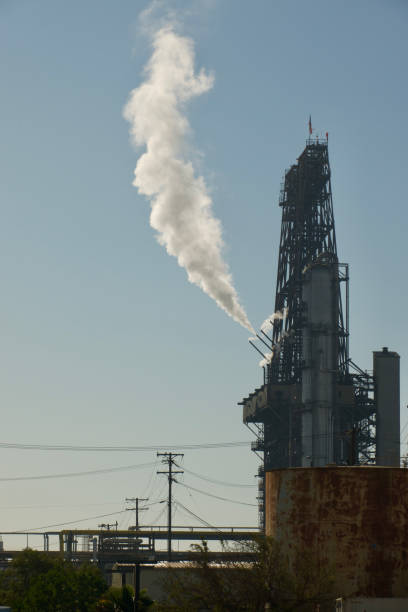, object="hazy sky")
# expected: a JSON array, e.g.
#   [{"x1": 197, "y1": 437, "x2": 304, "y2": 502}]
[{"x1": 0, "y1": 0, "x2": 407, "y2": 548}]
